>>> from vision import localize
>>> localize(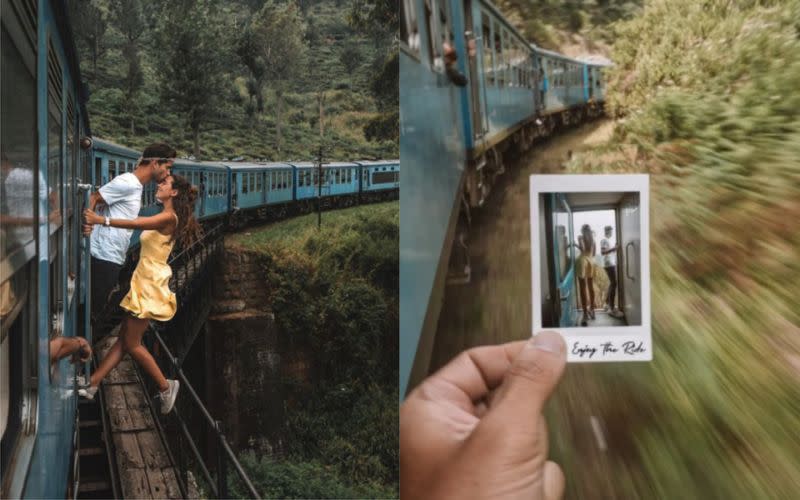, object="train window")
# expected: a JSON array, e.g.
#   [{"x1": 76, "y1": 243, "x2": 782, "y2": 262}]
[
  {"x1": 283, "y1": 171, "x2": 288, "y2": 189},
  {"x1": 554, "y1": 197, "x2": 571, "y2": 279},
  {"x1": 423, "y1": 0, "x2": 442, "y2": 70},
  {"x1": 438, "y1": 1, "x2": 453, "y2": 56},
  {"x1": 401, "y1": 0, "x2": 420, "y2": 53},
  {"x1": 1, "y1": 26, "x2": 37, "y2": 264},
  {"x1": 494, "y1": 24, "x2": 503, "y2": 86},
  {"x1": 335, "y1": 169, "x2": 340, "y2": 184},
  {"x1": 256, "y1": 172, "x2": 262, "y2": 192},
  {"x1": 287, "y1": 171, "x2": 292, "y2": 188},
  {"x1": 482, "y1": 15, "x2": 493, "y2": 85},
  {"x1": 313, "y1": 171, "x2": 318, "y2": 186},
  {"x1": 244, "y1": 172, "x2": 249, "y2": 194},
  {"x1": 271, "y1": 173, "x2": 275, "y2": 190}
]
